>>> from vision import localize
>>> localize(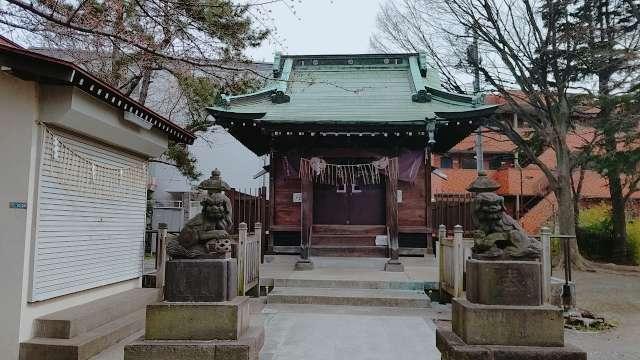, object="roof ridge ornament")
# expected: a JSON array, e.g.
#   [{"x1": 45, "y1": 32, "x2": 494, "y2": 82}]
[
  {"x1": 418, "y1": 51, "x2": 428, "y2": 76},
  {"x1": 272, "y1": 57, "x2": 293, "y2": 104},
  {"x1": 273, "y1": 52, "x2": 282, "y2": 78},
  {"x1": 409, "y1": 56, "x2": 429, "y2": 103},
  {"x1": 412, "y1": 89, "x2": 432, "y2": 103}
]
